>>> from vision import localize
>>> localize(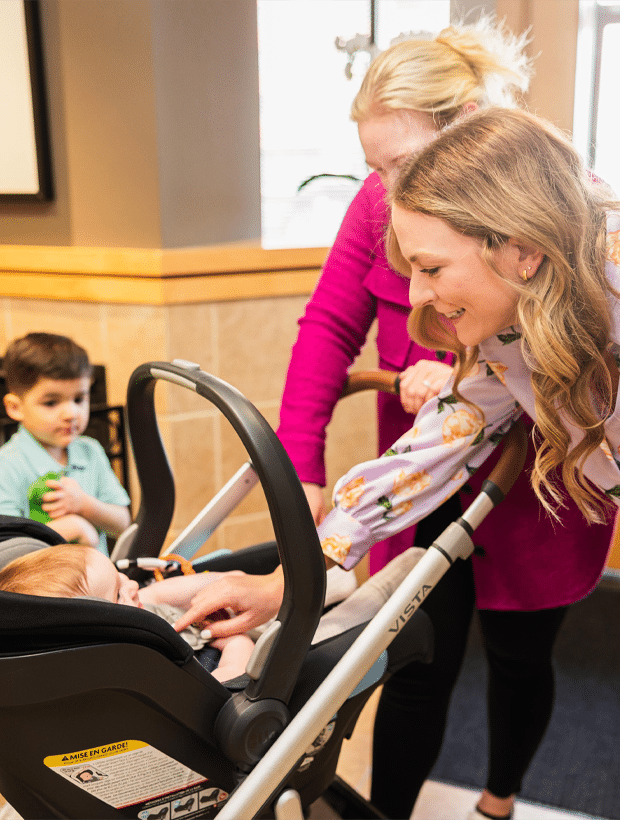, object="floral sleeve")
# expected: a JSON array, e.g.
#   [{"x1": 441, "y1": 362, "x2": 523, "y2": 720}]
[{"x1": 317, "y1": 360, "x2": 522, "y2": 569}]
